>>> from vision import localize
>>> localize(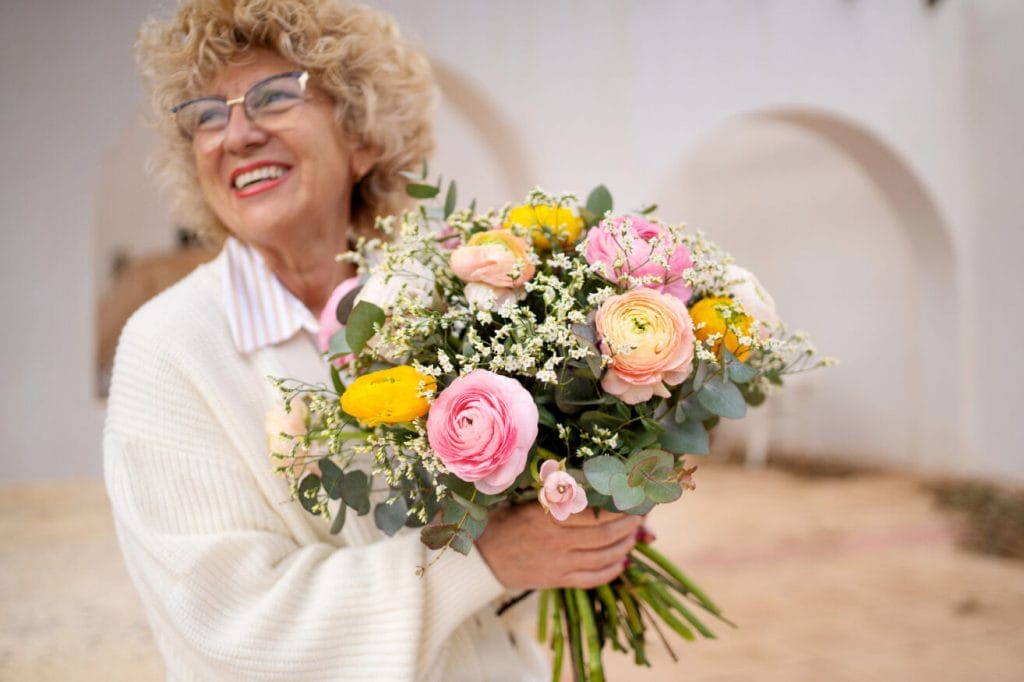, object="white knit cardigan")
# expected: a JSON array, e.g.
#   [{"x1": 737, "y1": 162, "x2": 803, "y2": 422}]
[{"x1": 104, "y1": 257, "x2": 547, "y2": 681}]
